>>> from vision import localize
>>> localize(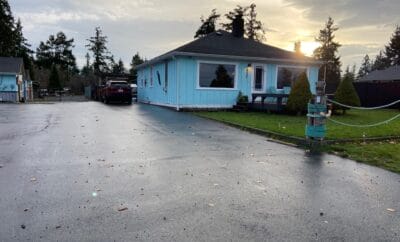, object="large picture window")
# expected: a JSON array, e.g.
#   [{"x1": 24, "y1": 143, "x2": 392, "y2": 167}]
[
  {"x1": 277, "y1": 66, "x2": 307, "y2": 89},
  {"x1": 199, "y1": 62, "x2": 235, "y2": 88}
]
